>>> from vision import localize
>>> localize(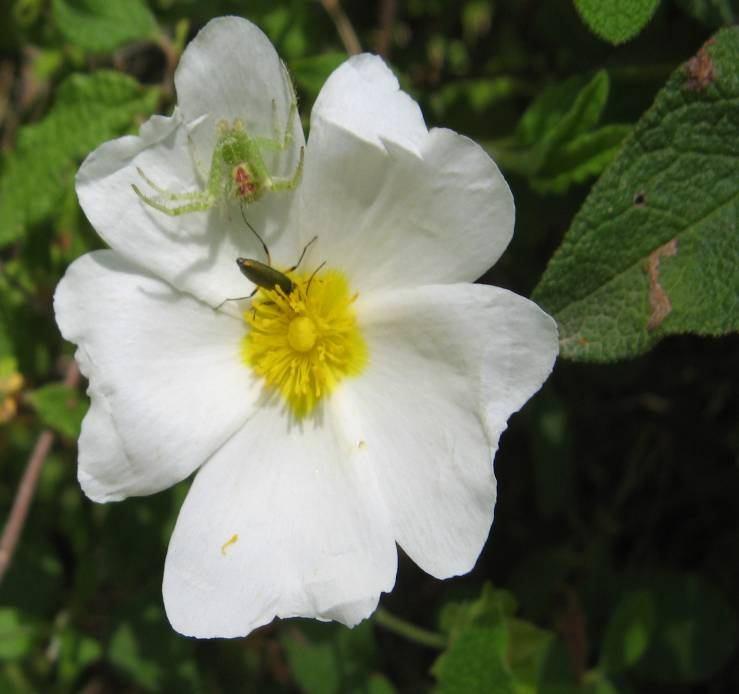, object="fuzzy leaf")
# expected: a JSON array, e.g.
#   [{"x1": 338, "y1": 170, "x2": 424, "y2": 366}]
[
  {"x1": 0, "y1": 71, "x2": 158, "y2": 247},
  {"x1": 533, "y1": 29, "x2": 739, "y2": 361},
  {"x1": 52, "y1": 0, "x2": 156, "y2": 52},
  {"x1": 574, "y1": 0, "x2": 661, "y2": 44}
]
